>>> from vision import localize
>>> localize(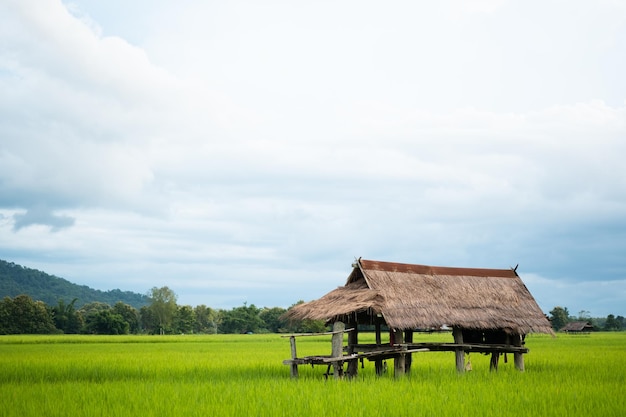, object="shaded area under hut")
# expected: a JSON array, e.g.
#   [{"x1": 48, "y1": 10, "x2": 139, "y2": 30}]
[{"x1": 282, "y1": 258, "x2": 553, "y2": 378}]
